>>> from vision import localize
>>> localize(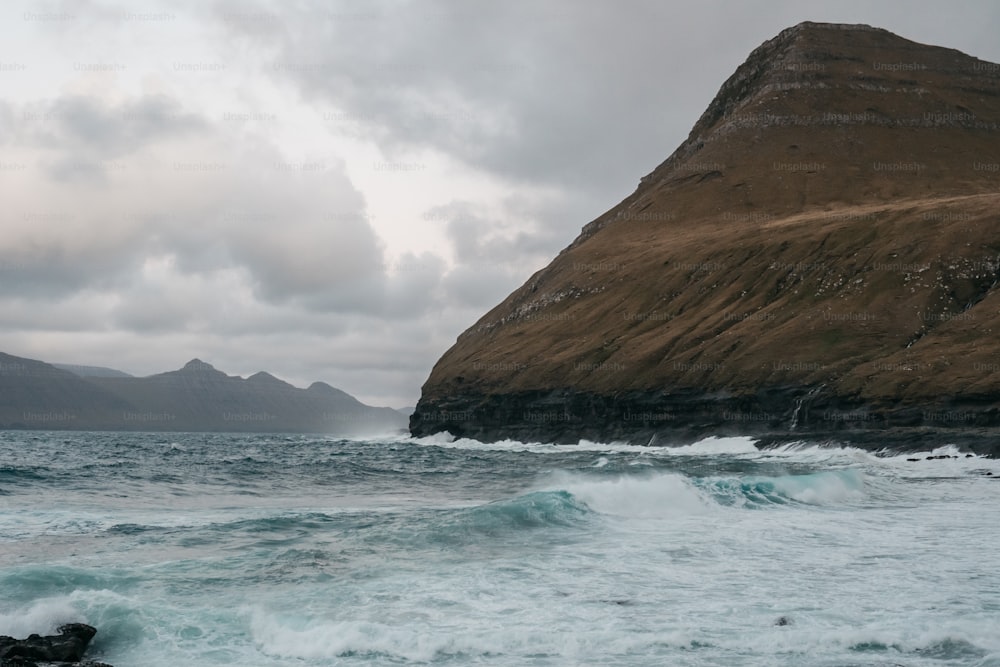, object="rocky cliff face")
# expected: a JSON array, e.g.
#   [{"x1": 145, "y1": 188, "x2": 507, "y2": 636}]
[
  {"x1": 0, "y1": 354, "x2": 406, "y2": 435},
  {"x1": 411, "y1": 22, "x2": 1000, "y2": 454}
]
